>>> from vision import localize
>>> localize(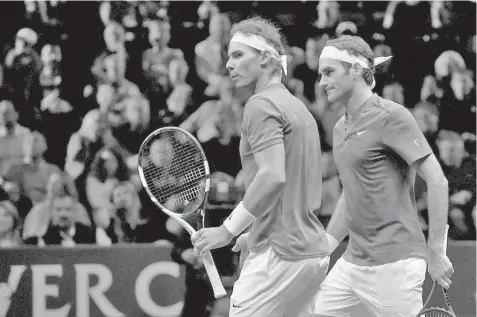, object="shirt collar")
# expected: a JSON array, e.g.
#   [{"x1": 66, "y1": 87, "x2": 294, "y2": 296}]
[{"x1": 345, "y1": 93, "x2": 378, "y2": 122}]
